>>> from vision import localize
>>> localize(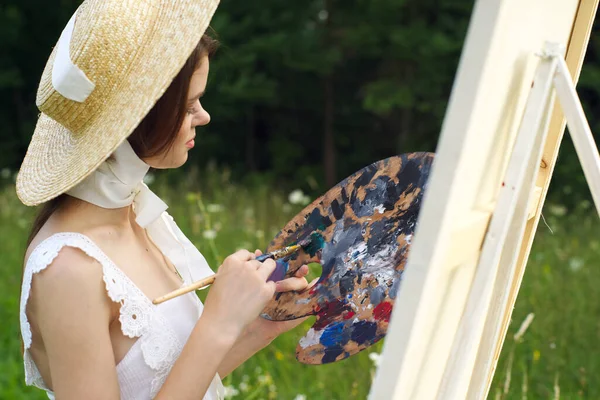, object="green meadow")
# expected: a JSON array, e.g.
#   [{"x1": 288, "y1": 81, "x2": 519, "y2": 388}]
[{"x1": 1, "y1": 167, "x2": 598, "y2": 399}]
